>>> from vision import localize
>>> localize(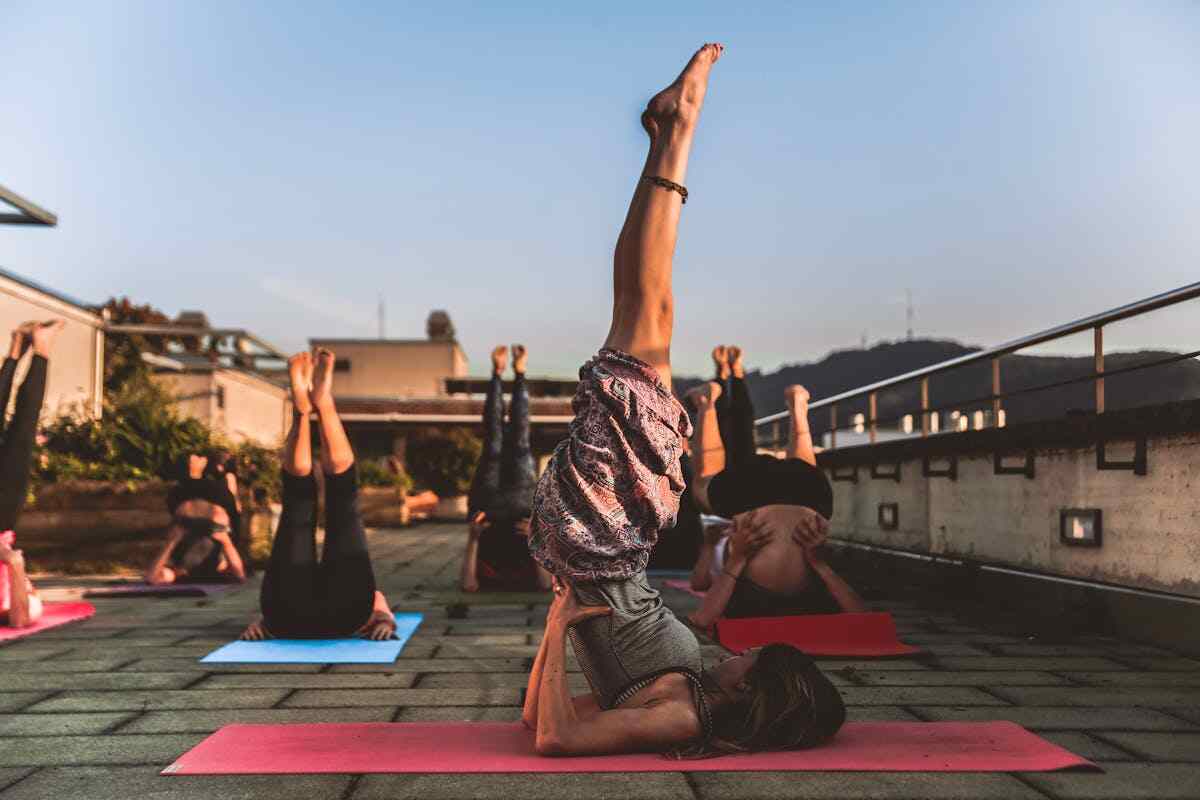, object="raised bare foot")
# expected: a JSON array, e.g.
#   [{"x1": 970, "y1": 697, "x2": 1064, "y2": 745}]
[
  {"x1": 711, "y1": 345, "x2": 729, "y2": 380},
  {"x1": 288, "y1": 352, "x2": 314, "y2": 415},
  {"x1": 31, "y1": 320, "x2": 65, "y2": 358},
  {"x1": 641, "y1": 42, "x2": 725, "y2": 142},
  {"x1": 511, "y1": 344, "x2": 527, "y2": 375},
  {"x1": 491, "y1": 345, "x2": 508, "y2": 376},
  {"x1": 785, "y1": 385, "x2": 811, "y2": 414},
  {"x1": 311, "y1": 348, "x2": 336, "y2": 411},
  {"x1": 7, "y1": 322, "x2": 35, "y2": 359},
  {"x1": 686, "y1": 380, "x2": 722, "y2": 411},
  {"x1": 729, "y1": 346, "x2": 744, "y2": 379}
]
